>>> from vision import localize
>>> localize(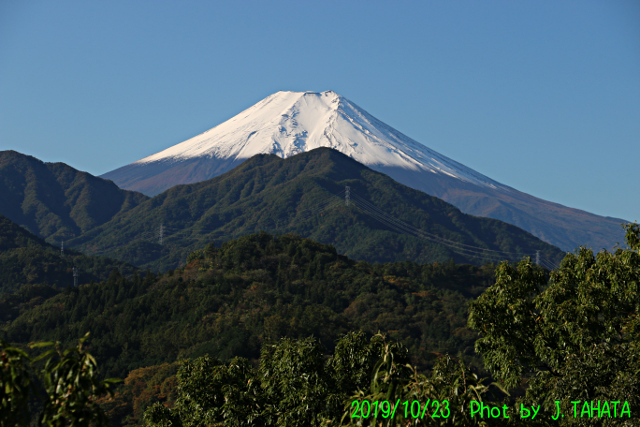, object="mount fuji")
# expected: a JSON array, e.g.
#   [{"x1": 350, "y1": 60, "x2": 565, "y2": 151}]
[{"x1": 102, "y1": 90, "x2": 627, "y2": 251}]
